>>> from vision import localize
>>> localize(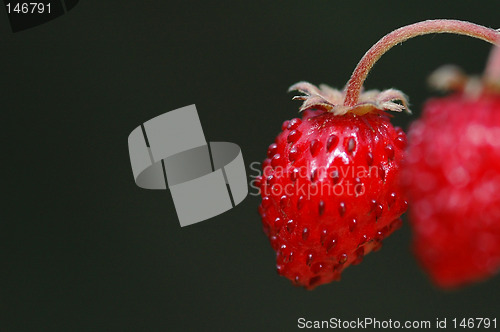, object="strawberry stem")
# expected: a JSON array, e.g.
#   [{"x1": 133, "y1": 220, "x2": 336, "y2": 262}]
[{"x1": 344, "y1": 19, "x2": 500, "y2": 107}]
